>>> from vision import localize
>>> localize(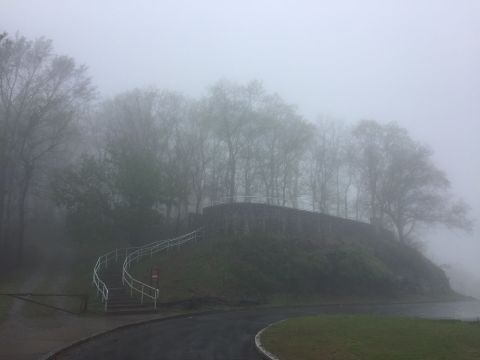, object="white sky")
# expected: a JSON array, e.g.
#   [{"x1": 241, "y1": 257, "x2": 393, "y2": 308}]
[{"x1": 2, "y1": 0, "x2": 479, "y2": 292}]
